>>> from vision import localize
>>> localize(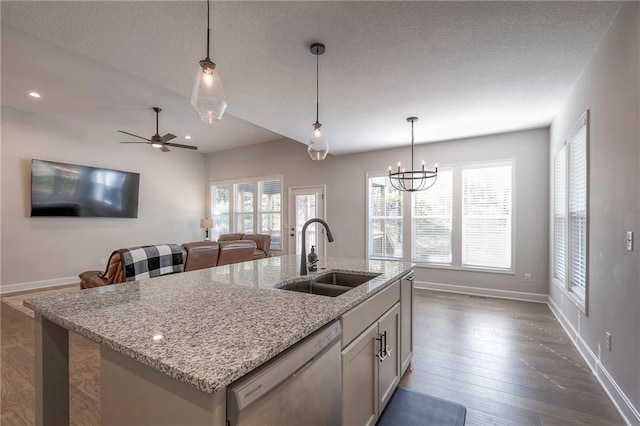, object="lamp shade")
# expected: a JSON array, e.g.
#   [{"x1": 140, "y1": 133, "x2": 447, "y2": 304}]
[
  {"x1": 191, "y1": 64, "x2": 227, "y2": 123},
  {"x1": 200, "y1": 218, "x2": 213, "y2": 228},
  {"x1": 308, "y1": 123, "x2": 329, "y2": 161}
]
